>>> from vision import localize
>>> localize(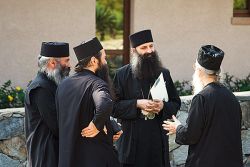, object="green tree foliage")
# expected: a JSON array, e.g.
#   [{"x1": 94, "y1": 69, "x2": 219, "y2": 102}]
[
  {"x1": 96, "y1": 5, "x2": 116, "y2": 41},
  {"x1": 234, "y1": 0, "x2": 247, "y2": 9},
  {"x1": 96, "y1": 0, "x2": 123, "y2": 41}
]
